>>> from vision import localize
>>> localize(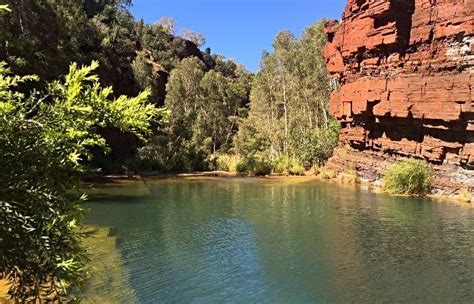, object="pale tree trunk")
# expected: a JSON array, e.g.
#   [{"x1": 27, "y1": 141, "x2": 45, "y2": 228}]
[
  {"x1": 282, "y1": 76, "x2": 289, "y2": 156},
  {"x1": 15, "y1": 0, "x2": 25, "y2": 34},
  {"x1": 302, "y1": 88, "x2": 313, "y2": 129}
]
